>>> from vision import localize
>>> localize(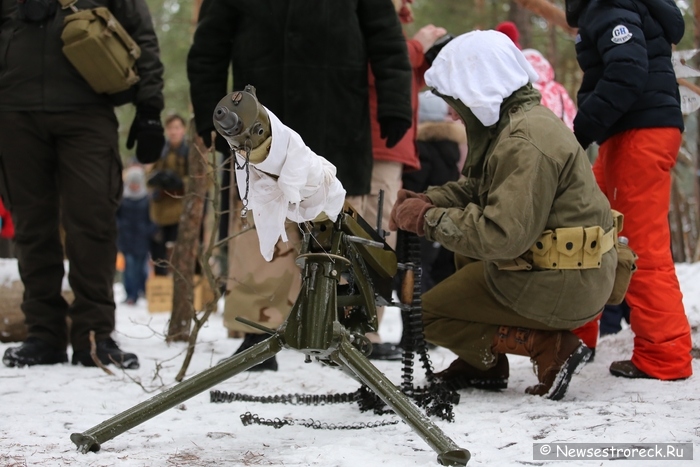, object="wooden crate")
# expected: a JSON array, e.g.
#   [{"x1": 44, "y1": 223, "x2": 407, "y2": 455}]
[
  {"x1": 145, "y1": 275, "x2": 215, "y2": 313},
  {"x1": 0, "y1": 280, "x2": 74, "y2": 343}
]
